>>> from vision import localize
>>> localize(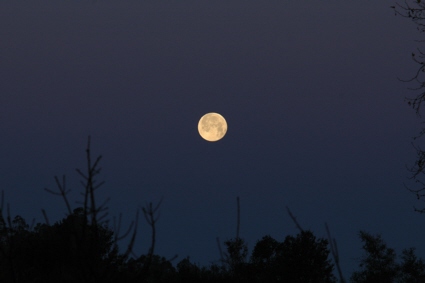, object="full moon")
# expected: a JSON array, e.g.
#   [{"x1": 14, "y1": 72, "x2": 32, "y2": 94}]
[{"x1": 198, "y1": 112, "x2": 227, "y2": 142}]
